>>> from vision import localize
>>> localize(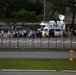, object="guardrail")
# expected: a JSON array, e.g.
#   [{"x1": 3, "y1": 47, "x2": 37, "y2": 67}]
[
  {"x1": 0, "y1": 36, "x2": 76, "y2": 48},
  {"x1": 0, "y1": 21, "x2": 76, "y2": 26}
]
